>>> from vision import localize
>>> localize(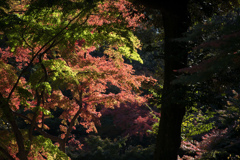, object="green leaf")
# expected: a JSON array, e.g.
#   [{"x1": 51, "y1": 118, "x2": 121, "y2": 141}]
[{"x1": 32, "y1": 135, "x2": 69, "y2": 160}]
